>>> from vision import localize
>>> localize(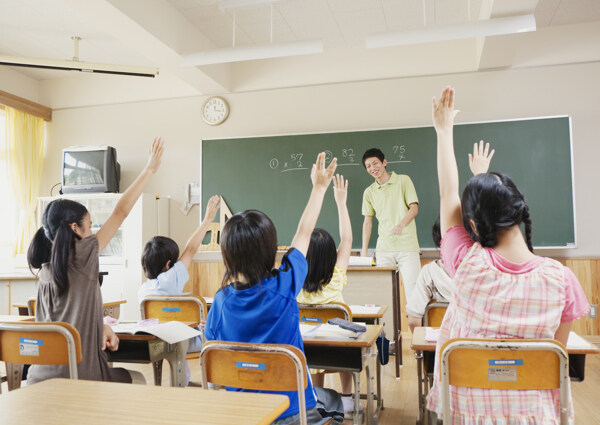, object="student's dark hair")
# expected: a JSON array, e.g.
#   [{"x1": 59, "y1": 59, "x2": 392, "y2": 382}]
[
  {"x1": 462, "y1": 172, "x2": 533, "y2": 252},
  {"x1": 303, "y1": 228, "x2": 337, "y2": 293},
  {"x1": 27, "y1": 199, "x2": 88, "y2": 296},
  {"x1": 142, "y1": 236, "x2": 180, "y2": 279},
  {"x1": 220, "y1": 210, "x2": 278, "y2": 288},
  {"x1": 432, "y1": 215, "x2": 442, "y2": 249},
  {"x1": 362, "y1": 148, "x2": 385, "y2": 167}
]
